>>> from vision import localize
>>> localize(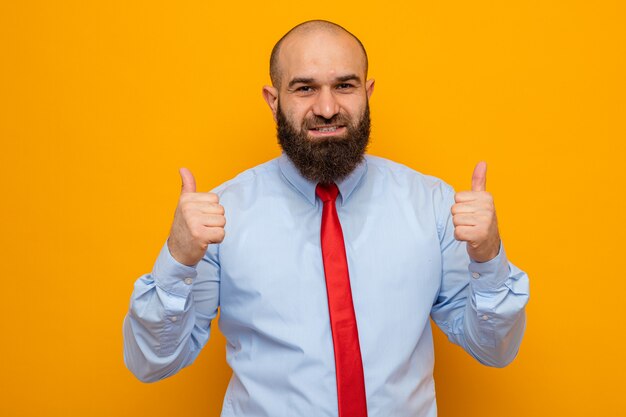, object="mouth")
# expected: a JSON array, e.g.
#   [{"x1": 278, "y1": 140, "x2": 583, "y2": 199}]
[{"x1": 307, "y1": 125, "x2": 347, "y2": 138}]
